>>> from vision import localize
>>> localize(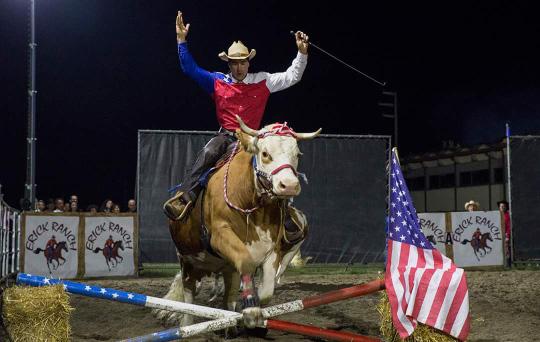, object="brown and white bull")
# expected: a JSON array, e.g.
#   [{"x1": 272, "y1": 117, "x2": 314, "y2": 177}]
[{"x1": 155, "y1": 116, "x2": 321, "y2": 331}]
